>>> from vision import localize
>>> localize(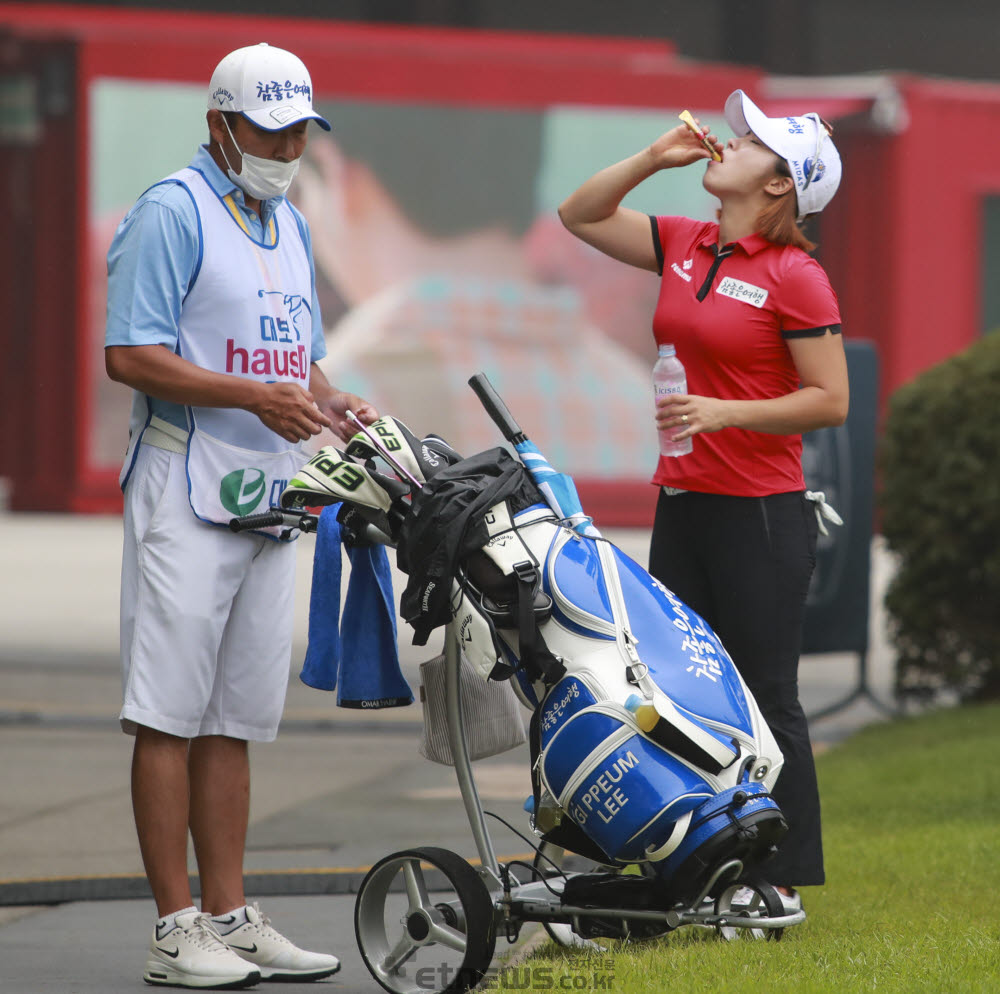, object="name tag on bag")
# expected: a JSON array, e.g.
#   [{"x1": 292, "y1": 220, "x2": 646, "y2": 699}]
[{"x1": 716, "y1": 277, "x2": 769, "y2": 308}]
